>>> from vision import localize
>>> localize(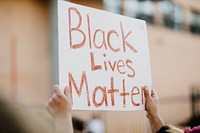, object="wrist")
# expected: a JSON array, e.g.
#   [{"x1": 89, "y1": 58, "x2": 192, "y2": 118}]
[
  {"x1": 147, "y1": 110, "x2": 160, "y2": 119},
  {"x1": 55, "y1": 116, "x2": 72, "y2": 125},
  {"x1": 148, "y1": 113, "x2": 165, "y2": 133},
  {"x1": 55, "y1": 111, "x2": 72, "y2": 120},
  {"x1": 149, "y1": 113, "x2": 164, "y2": 124},
  {"x1": 55, "y1": 115, "x2": 73, "y2": 133}
]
